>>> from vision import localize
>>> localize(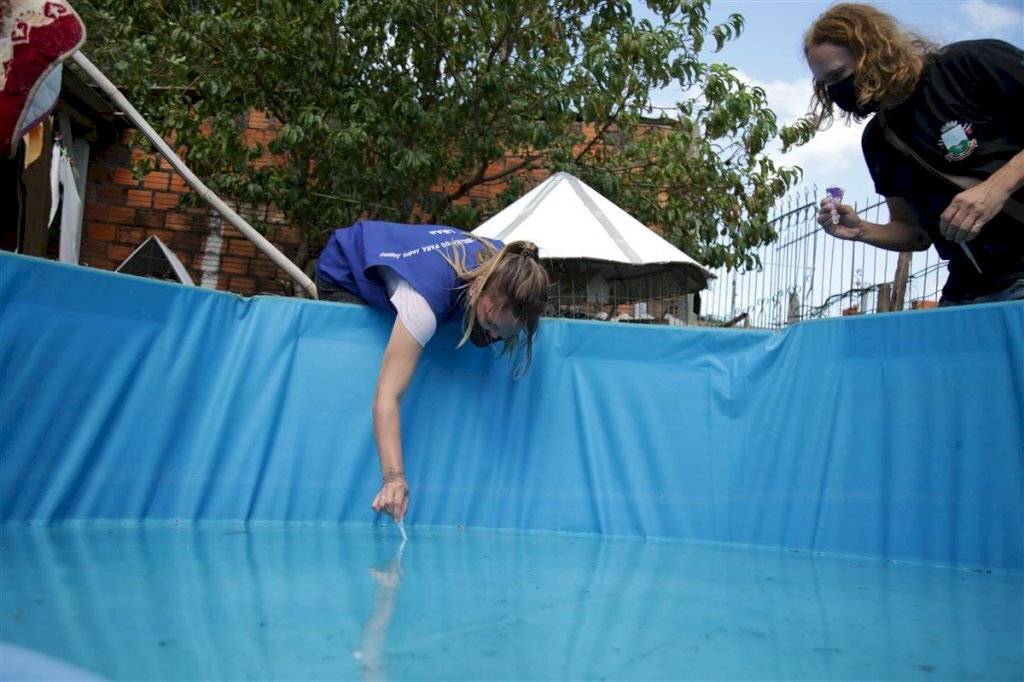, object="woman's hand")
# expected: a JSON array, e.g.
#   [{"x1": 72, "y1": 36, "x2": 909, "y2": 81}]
[
  {"x1": 372, "y1": 474, "x2": 409, "y2": 522},
  {"x1": 939, "y1": 181, "x2": 1008, "y2": 243},
  {"x1": 817, "y1": 196, "x2": 863, "y2": 241}
]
